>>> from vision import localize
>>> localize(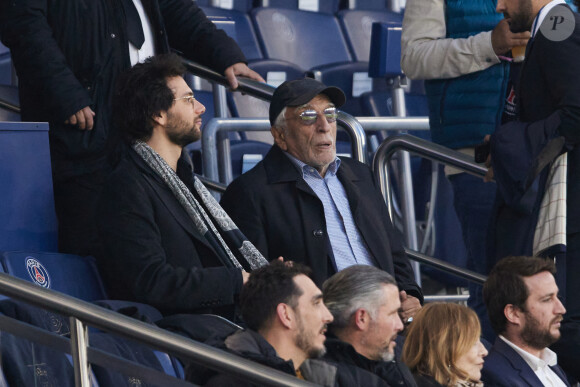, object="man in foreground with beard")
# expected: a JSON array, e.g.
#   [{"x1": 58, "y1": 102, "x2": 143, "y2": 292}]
[
  {"x1": 202, "y1": 261, "x2": 389, "y2": 386},
  {"x1": 482, "y1": 256, "x2": 569, "y2": 386},
  {"x1": 322, "y1": 265, "x2": 416, "y2": 387}
]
